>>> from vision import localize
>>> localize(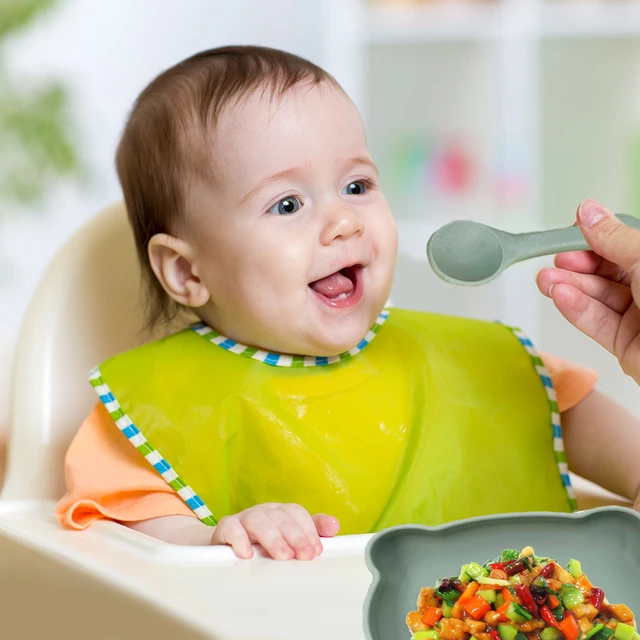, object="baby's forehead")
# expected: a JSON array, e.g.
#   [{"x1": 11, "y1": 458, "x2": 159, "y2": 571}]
[{"x1": 211, "y1": 83, "x2": 366, "y2": 175}]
